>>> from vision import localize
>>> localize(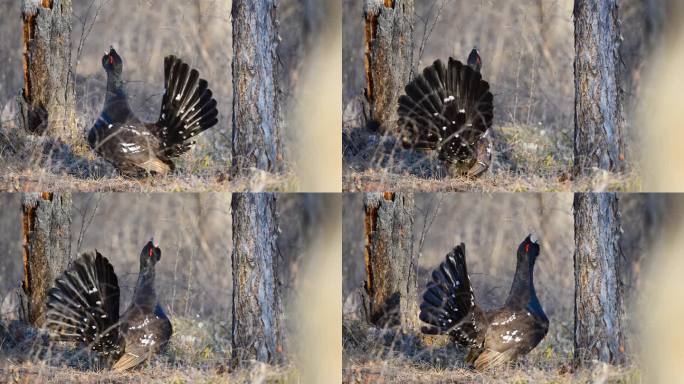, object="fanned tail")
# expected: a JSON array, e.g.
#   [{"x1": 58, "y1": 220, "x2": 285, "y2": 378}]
[
  {"x1": 397, "y1": 57, "x2": 493, "y2": 166},
  {"x1": 155, "y1": 56, "x2": 219, "y2": 157},
  {"x1": 420, "y1": 244, "x2": 481, "y2": 346},
  {"x1": 45, "y1": 251, "x2": 123, "y2": 357}
]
